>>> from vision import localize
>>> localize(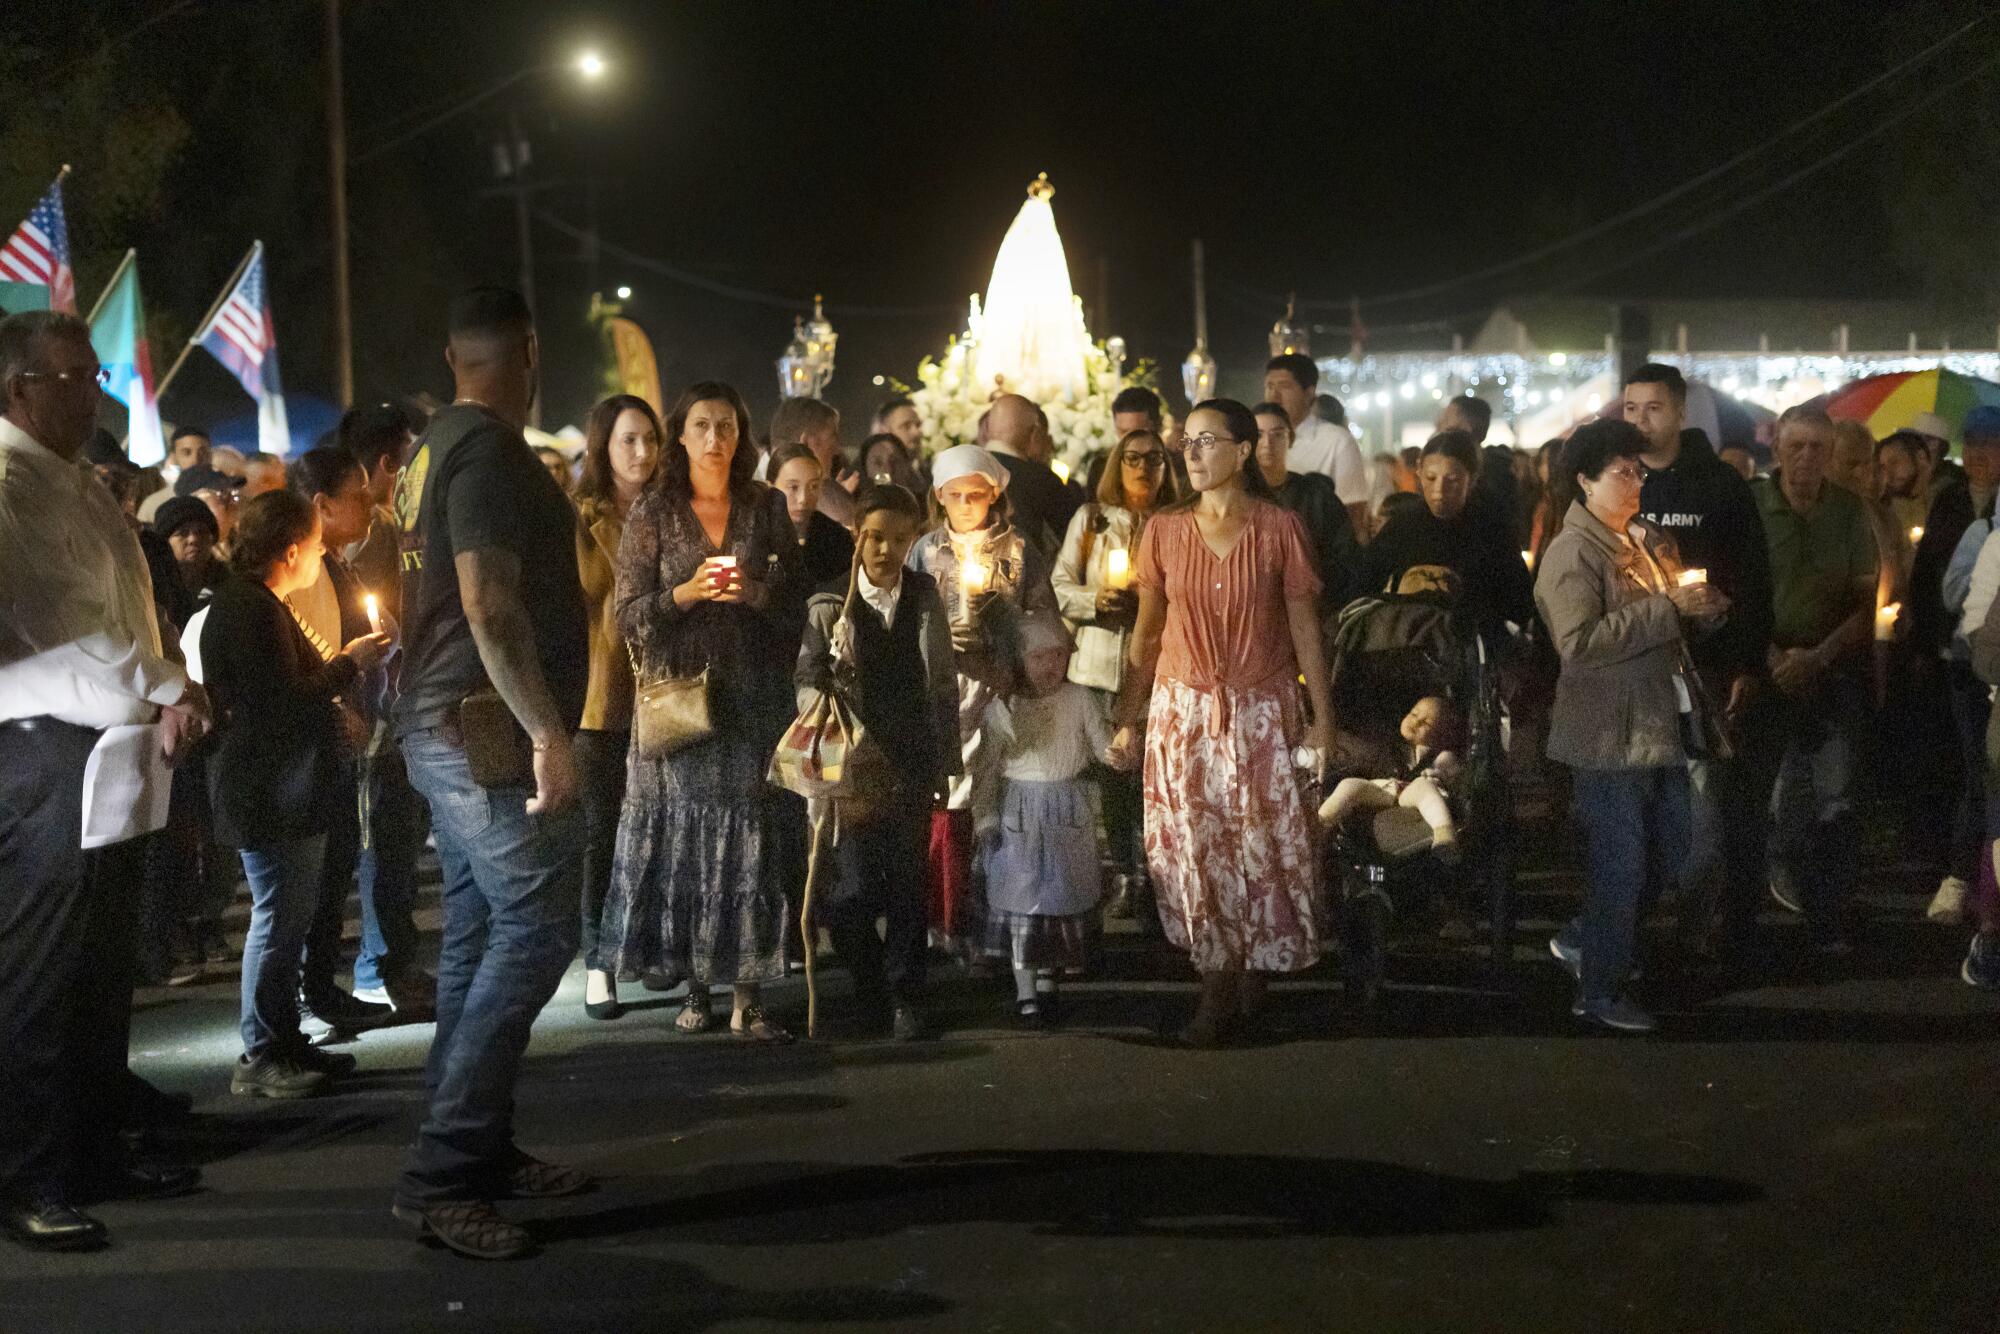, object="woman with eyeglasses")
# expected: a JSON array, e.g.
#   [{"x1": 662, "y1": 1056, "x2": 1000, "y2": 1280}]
[
  {"x1": 1051, "y1": 428, "x2": 1180, "y2": 921},
  {"x1": 1359, "y1": 429, "x2": 1535, "y2": 636},
  {"x1": 1535, "y1": 419, "x2": 1729, "y2": 1033},
  {"x1": 1107, "y1": 399, "x2": 1334, "y2": 1046}
]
